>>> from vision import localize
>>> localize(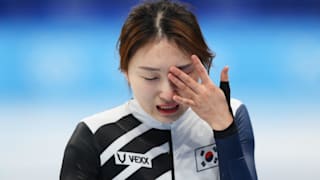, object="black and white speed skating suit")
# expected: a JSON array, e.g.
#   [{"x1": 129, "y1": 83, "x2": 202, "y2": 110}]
[
  {"x1": 60, "y1": 97, "x2": 257, "y2": 180},
  {"x1": 60, "y1": 82, "x2": 257, "y2": 180}
]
